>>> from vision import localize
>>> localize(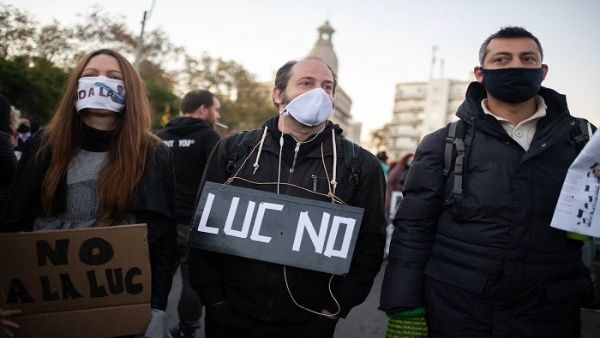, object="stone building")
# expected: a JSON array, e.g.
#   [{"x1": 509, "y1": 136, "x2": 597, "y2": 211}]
[
  {"x1": 307, "y1": 21, "x2": 361, "y2": 143},
  {"x1": 386, "y1": 78, "x2": 470, "y2": 159}
]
